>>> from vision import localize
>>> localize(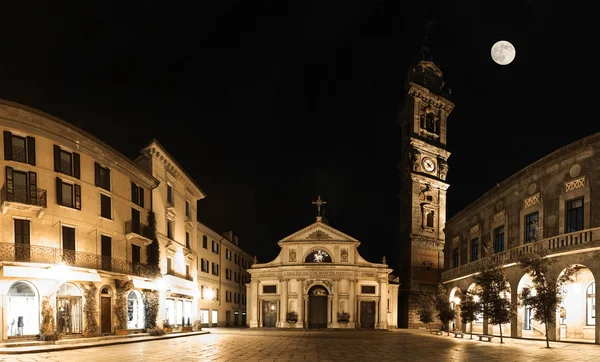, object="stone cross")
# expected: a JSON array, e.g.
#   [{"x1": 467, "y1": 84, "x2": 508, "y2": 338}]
[{"x1": 312, "y1": 196, "x2": 327, "y2": 217}]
